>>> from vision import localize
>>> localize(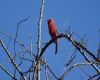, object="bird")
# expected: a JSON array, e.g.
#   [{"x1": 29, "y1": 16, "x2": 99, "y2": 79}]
[{"x1": 47, "y1": 18, "x2": 59, "y2": 54}]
